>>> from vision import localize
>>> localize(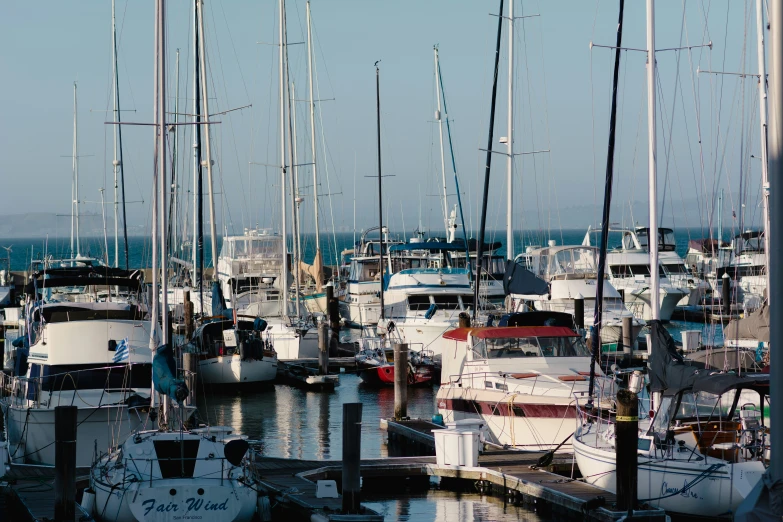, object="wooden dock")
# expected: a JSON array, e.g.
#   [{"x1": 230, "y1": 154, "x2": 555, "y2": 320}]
[
  {"x1": 0, "y1": 465, "x2": 91, "y2": 522},
  {"x1": 252, "y1": 451, "x2": 667, "y2": 522}
]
